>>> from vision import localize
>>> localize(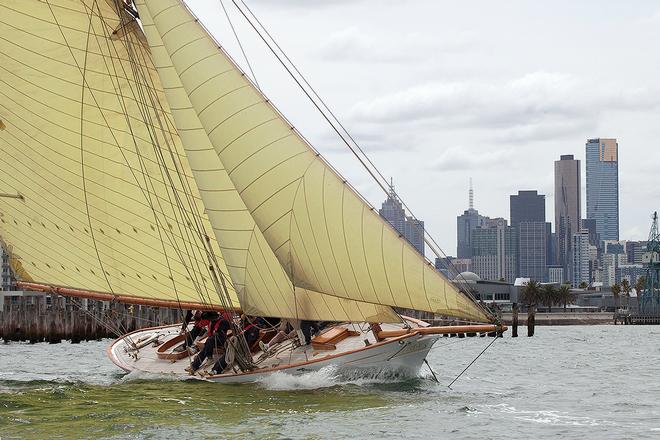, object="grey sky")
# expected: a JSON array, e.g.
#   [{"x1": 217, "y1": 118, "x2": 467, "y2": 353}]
[{"x1": 186, "y1": 0, "x2": 660, "y2": 255}]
